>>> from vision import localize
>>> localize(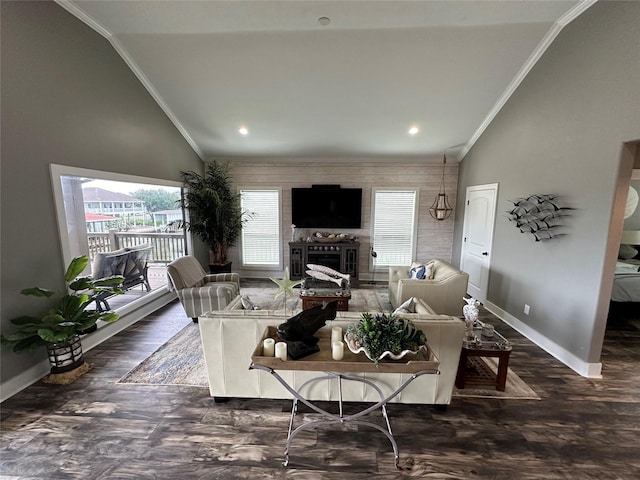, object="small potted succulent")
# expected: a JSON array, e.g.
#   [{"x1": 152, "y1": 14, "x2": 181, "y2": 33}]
[
  {"x1": 1, "y1": 255, "x2": 124, "y2": 374},
  {"x1": 345, "y1": 312, "x2": 427, "y2": 365}
]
